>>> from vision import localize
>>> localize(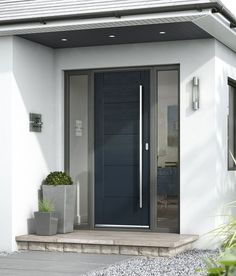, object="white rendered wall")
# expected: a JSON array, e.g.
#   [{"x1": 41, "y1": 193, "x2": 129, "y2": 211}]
[
  {"x1": 11, "y1": 37, "x2": 57, "y2": 250},
  {"x1": 0, "y1": 36, "x2": 57, "y2": 251},
  {"x1": 214, "y1": 42, "x2": 236, "y2": 221},
  {"x1": 55, "y1": 39, "x2": 219, "y2": 247},
  {"x1": 0, "y1": 37, "x2": 14, "y2": 251}
]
